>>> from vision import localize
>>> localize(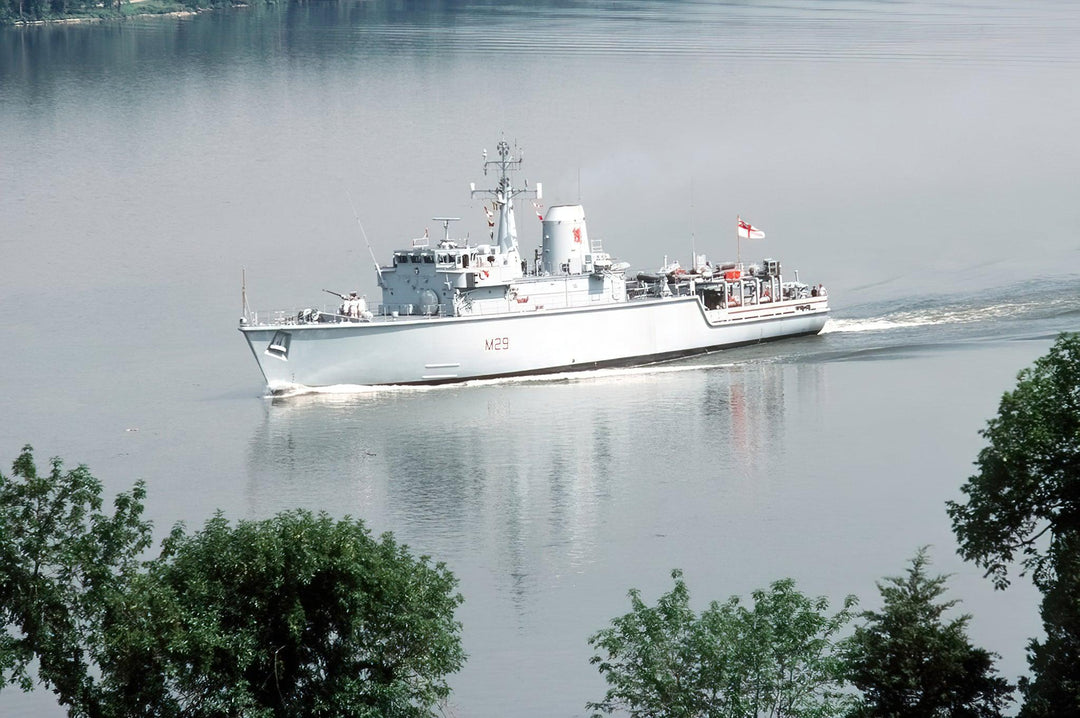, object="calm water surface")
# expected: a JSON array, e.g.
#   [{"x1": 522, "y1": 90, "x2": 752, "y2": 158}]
[{"x1": 3, "y1": 1, "x2": 1080, "y2": 715}]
